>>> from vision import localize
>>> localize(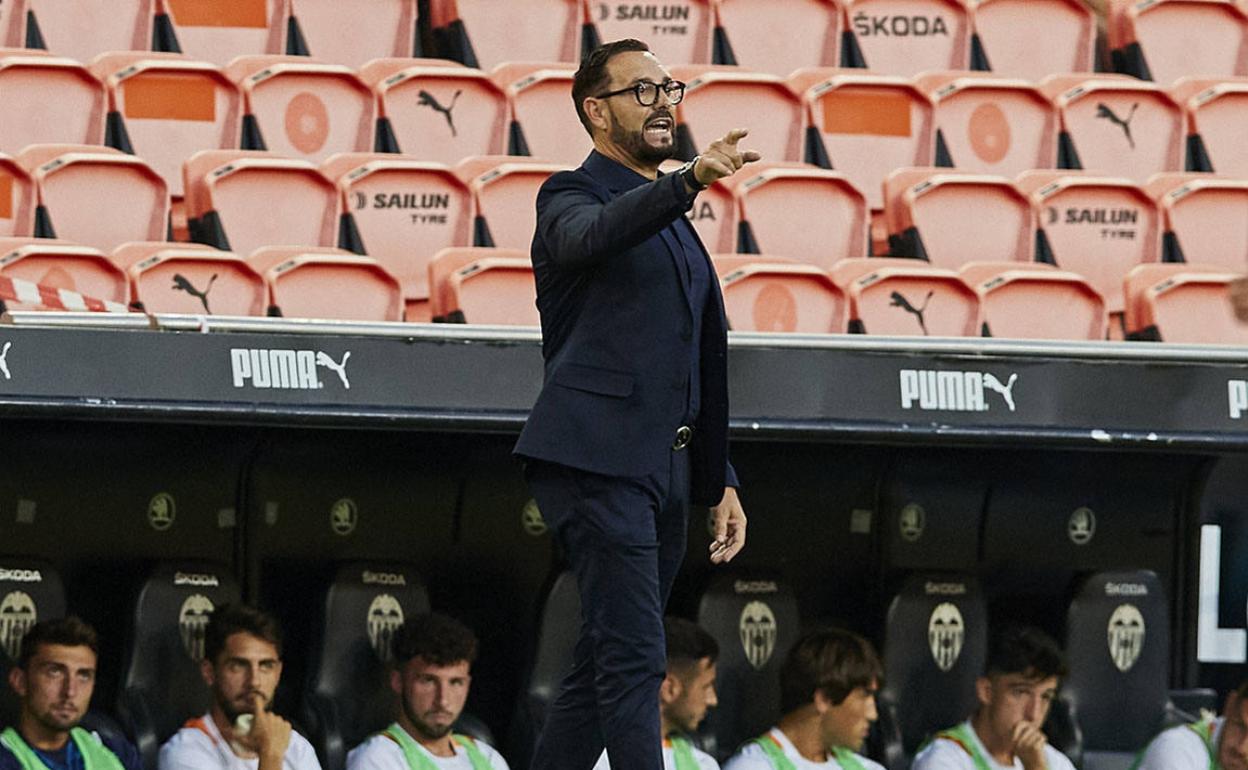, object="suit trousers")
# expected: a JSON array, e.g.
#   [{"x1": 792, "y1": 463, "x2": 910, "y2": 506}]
[{"x1": 525, "y1": 446, "x2": 691, "y2": 770}]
